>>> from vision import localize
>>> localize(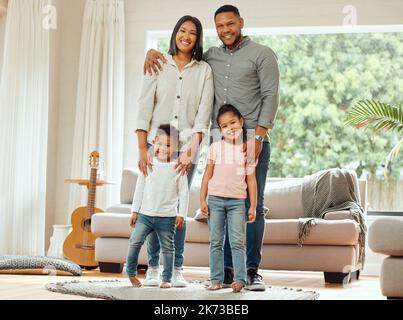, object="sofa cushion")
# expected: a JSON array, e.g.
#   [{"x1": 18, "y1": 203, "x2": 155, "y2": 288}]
[
  {"x1": 263, "y1": 219, "x2": 360, "y2": 245},
  {"x1": 95, "y1": 238, "x2": 149, "y2": 265},
  {"x1": 323, "y1": 210, "x2": 352, "y2": 220},
  {"x1": 185, "y1": 218, "x2": 210, "y2": 243},
  {"x1": 380, "y1": 257, "x2": 403, "y2": 297},
  {"x1": 120, "y1": 169, "x2": 138, "y2": 204},
  {"x1": 262, "y1": 245, "x2": 358, "y2": 272},
  {"x1": 93, "y1": 212, "x2": 360, "y2": 246},
  {"x1": 92, "y1": 213, "x2": 206, "y2": 241},
  {"x1": 369, "y1": 218, "x2": 403, "y2": 256},
  {"x1": 188, "y1": 186, "x2": 201, "y2": 221},
  {"x1": 178, "y1": 218, "x2": 360, "y2": 245},
  {"x1": 264, "y1": 179, "x2": 304, "y2": 220},
  {"x1": 117, "y1": 169, "x2": 367, "y2": 220},
  {"x1": 106, "y1": 204, "x2": 131, "y2": 214},
  {"x1": 92, "y1": 212, "x2": 132, "y2": 237}
]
